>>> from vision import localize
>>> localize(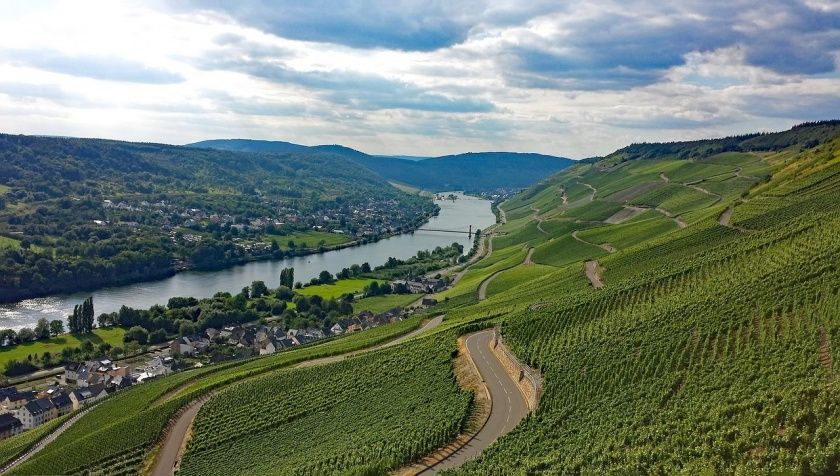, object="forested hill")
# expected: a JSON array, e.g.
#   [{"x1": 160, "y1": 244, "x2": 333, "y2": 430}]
[
  {"x1": 189, "y1": 139, "x2": 575, "y2": 192},
  {"x1": 0, "y1": 134, "x2": 436, "y2": 301},
  {"x1": 598, "y1": 119, "x2": 840, "y2": 166}
]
